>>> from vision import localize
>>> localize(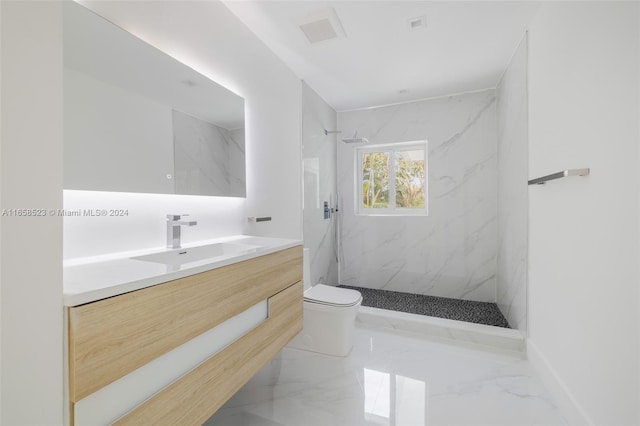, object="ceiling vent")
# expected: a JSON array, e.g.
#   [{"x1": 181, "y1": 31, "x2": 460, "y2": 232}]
[
  {"x1": 408, "y1": 16, "x2": 426, "y2": 31},
  {"x1": 298, "y1": 8, "x2": 346, "y2": 44}
]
